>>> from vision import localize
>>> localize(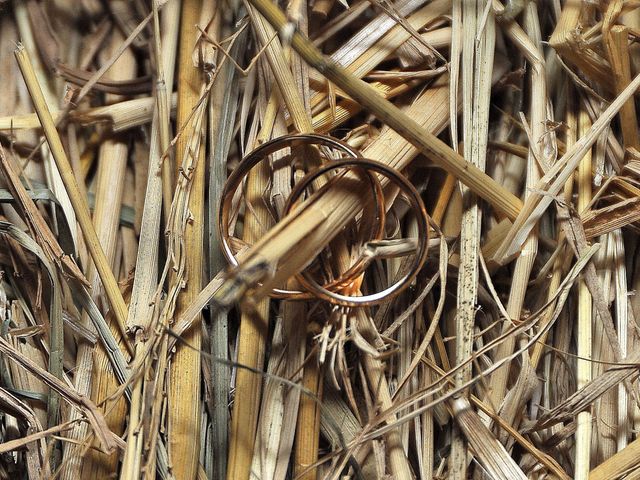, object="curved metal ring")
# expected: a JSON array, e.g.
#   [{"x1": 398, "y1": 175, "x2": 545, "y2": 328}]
[
  {"x1": 218, "y1": 133, "x2": 386, "y2": 299},
  {"x1": 282, "y1": 158, "x2": 430, "y2": 307}
]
